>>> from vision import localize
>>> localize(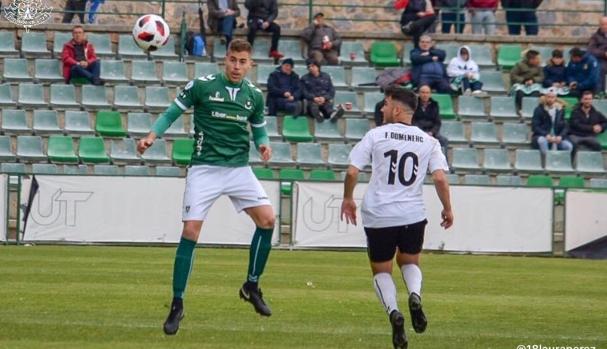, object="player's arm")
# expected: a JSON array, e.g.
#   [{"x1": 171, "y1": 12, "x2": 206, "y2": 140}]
[
  {"x1": 341, "y1": 133, "x2": 372, "y2": 226},
  {"x1": 250, "y1": 92, "x2": 272, "y2": 161},
  {"x1": 429, "y1": 141, "x2": 453, "y2": 229}
]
